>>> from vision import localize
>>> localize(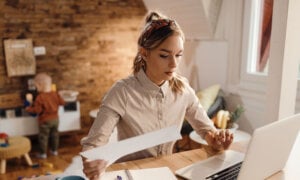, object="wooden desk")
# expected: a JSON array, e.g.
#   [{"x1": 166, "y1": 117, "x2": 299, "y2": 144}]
[
  {"x1": 107, "y1": 148, "x2": 207, "y2": 173},
  {"x1": 106, "y1": 140, "x2": 300, "y2": 180},
  {"x1": 106, "y1": 142, "x2": 248, "y2": 179}
]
